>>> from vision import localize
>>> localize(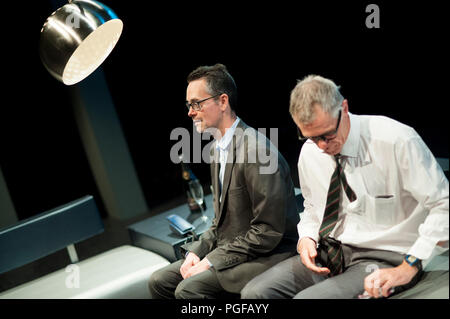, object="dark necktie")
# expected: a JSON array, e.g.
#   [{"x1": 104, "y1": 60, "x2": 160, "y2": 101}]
[{"x1": 318, "y1": 155, "x2": 356, "y2": 276}]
